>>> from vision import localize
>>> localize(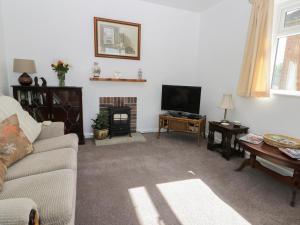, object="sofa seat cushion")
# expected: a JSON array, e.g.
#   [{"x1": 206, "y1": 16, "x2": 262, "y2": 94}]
[
  {"x1": 0, "y1": 169, "x2": 75, "y2": 225},
  {"x1": 5, "y1": 148, "x2": 77, "y2": 181},
  {"x1": 33, "y1": 134, "x2": 78, "y2": 153}
]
